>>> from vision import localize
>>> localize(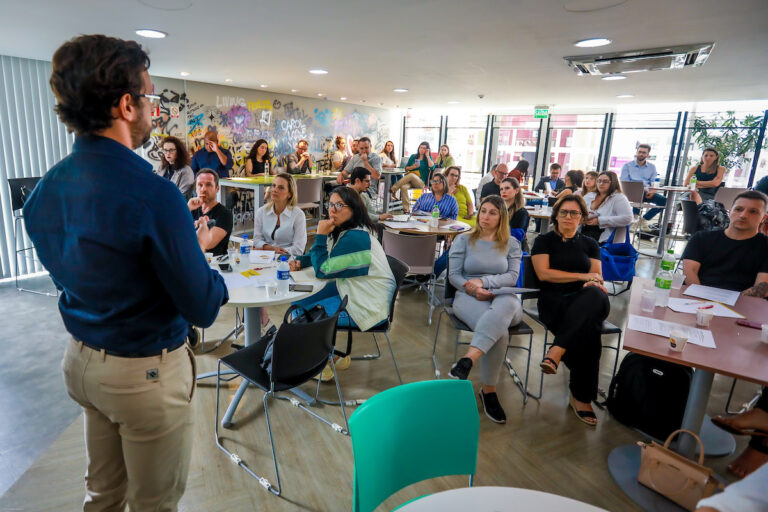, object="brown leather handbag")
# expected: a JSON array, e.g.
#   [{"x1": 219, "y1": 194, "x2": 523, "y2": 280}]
[{"x1": 637, "y1": 429, "x2": 724, "y2": 511}]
